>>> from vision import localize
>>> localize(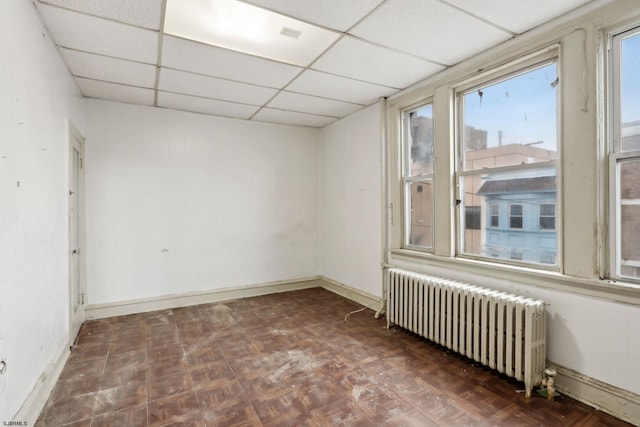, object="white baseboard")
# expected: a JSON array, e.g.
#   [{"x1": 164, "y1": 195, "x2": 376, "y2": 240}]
[
  {"x1": 318, "y1": 276, "x2": 383, "y2": 314},
  {"x1": 548, "y1": 362, "x2": 640, "y2": 425},
  {"x1": 14, "y1": 340, "x2": 69, "y2": 424},
  {"x1": 85, "y1": 277, "x2": 321, "y2": 320}
]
